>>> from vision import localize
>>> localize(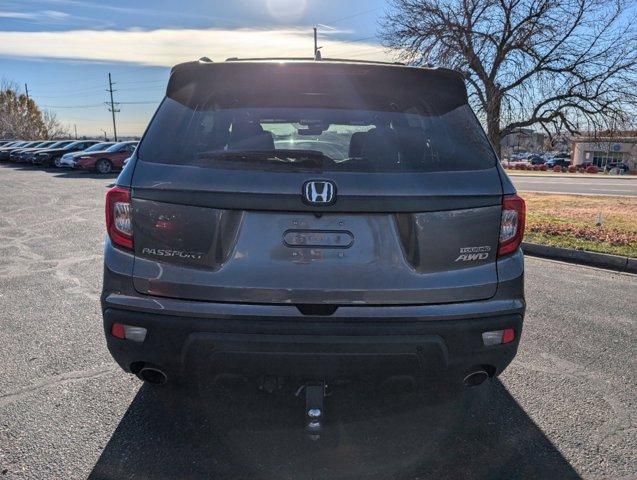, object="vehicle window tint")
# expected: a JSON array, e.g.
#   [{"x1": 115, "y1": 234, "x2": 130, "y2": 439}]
[
  {"x1": 138, "y1": 99, "x2": 495, "y2": 172},
  {"x1": 106, "y1": 143, "x2": 125, "y2": 152},
  {"x1": 84, "y1": 143, "x2": 107, "y2": 152}
]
